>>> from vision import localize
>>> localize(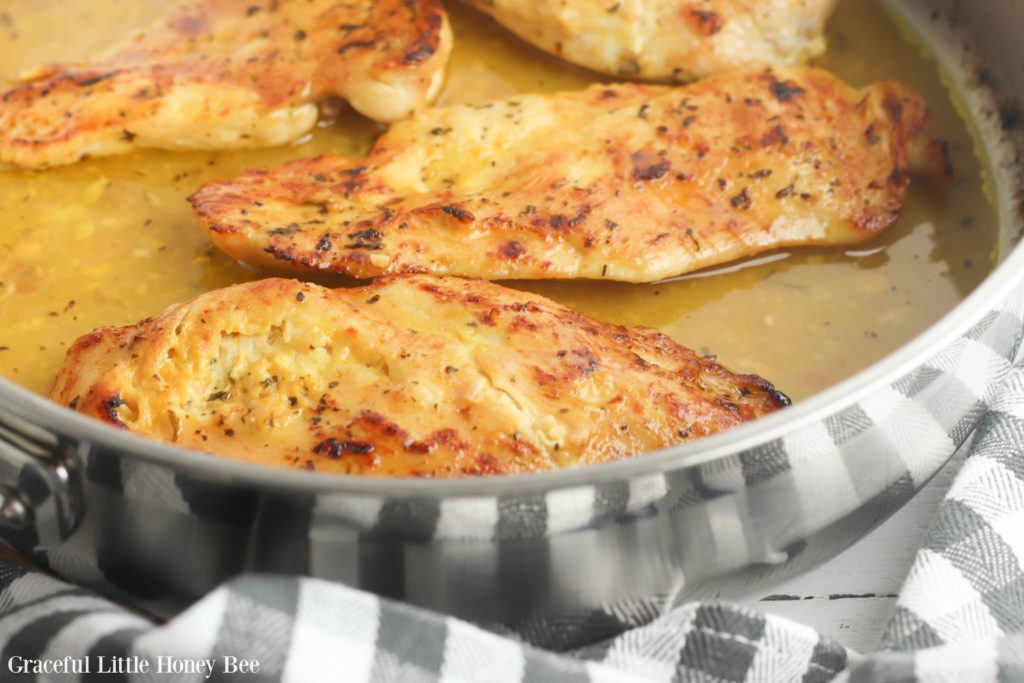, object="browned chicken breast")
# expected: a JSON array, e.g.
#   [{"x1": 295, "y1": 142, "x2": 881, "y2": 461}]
[
  {"x1": 51, "y1": 276, "x2": 789, "y2": 476},
  {"x1": 461, "y1": 0, "x2": 836, "y2": 81},
  {"x1": 190, "y1": 67, "x2": 933, "y2": 283},
  {"x1": 0, "y1": 0, "x2": 452, "y2": 168}
]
